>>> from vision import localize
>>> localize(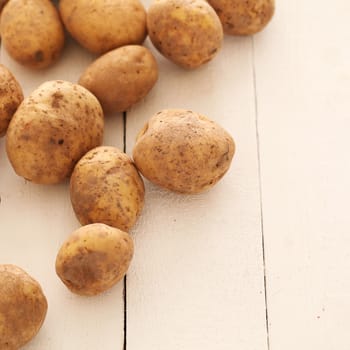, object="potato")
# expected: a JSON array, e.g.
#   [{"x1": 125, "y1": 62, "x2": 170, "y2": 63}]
[
  {"x1": 208, "y1": 0, "x2": 275, "y2": 35},
  {"x1": 147, "y1": 0, "x2": 223, "y2": 69},
  {"x1": 0, "y1": 0, "x2": 65, "y2": 69},
  {"x1": 132, "y1": 109, "x2": 235, "y2": 193},
  {"x1": 56, "y1": 223, "x2": 134, "y2": 296},
  {"x1": 59, "y1": 0, "x2": 147, "y2": 55},
  {"x1": 0, "y1": 64, "x2": 24, "y2": 137},
  {"x1": 79, "y1": 45, "x2": 158, "y2": 114},
  {"x1": 70, "y1": 146, "x2": 145, "y2": 232},
  {"x1": 6, "y1": 80, "x2": 104, "y2": 185},
  {"x1": 0, "y1": 264, "x2": 48, "y2": 349}
]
